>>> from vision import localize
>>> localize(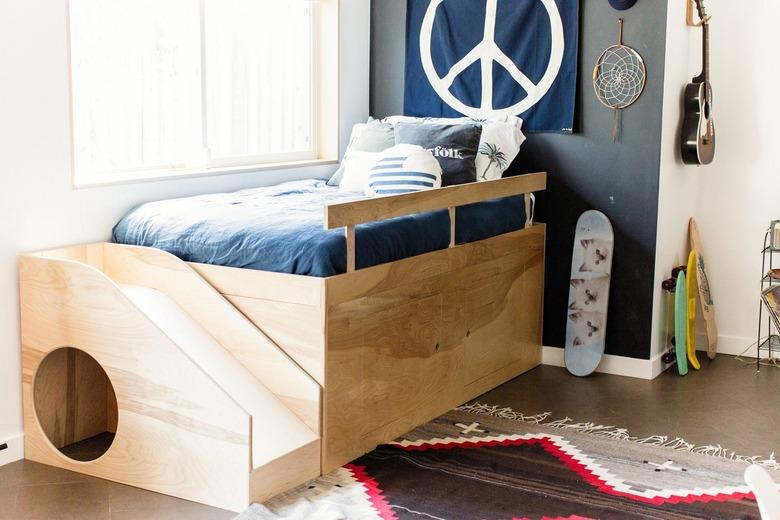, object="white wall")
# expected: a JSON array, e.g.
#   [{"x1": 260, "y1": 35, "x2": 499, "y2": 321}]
[
  {"x1": 654, "y1": 0, "x2": 780, "y2": 362},
  {"x1": 691, "y1": 0, "x2": 780, "y2": 356},
  {"x1": 0, "y1": 0, "x2": 369, "y2": 463},
  {"x1": 651, "y1": 0, "x2": 704, "y2": 365}
]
